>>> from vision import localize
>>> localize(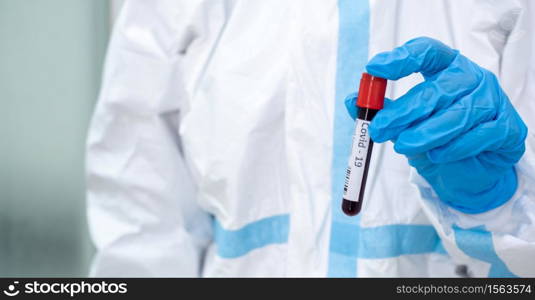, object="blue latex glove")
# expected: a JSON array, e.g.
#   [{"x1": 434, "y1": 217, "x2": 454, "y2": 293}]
[{"x1": 345, "y1": 37, "x2": 527, "y2": 214}]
